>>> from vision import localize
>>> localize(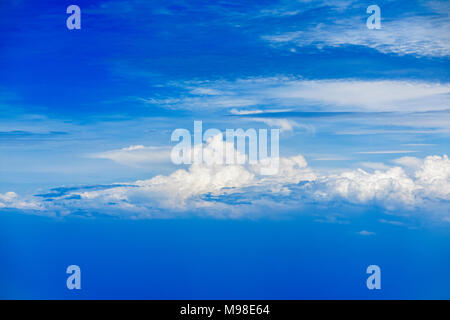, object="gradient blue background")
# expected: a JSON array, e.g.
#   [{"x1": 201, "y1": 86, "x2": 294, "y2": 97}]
[
  {"x1": 1, "y1": 211, "x2": 450, "y2": 299},
  {"x1": 1, "y1": 0, "x2": 449, "y2": 299}
]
